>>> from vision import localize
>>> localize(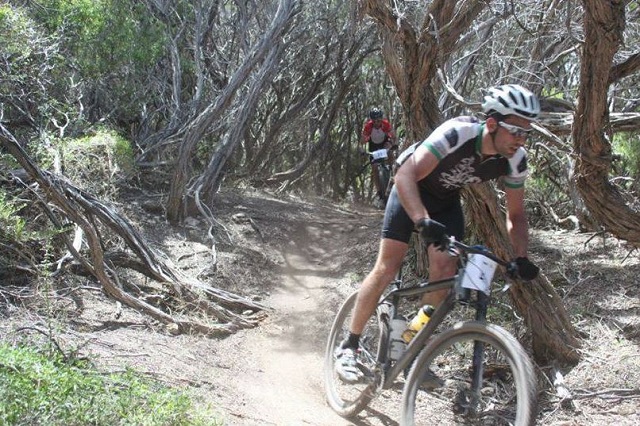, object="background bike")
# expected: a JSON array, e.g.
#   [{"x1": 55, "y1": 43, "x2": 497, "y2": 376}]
[
  {"x1": 323, "y1": 237, "x2": 537, "y2": 425},
  {"x1": 363, "y1": 146, "x2": 396, "y2": 206}
]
